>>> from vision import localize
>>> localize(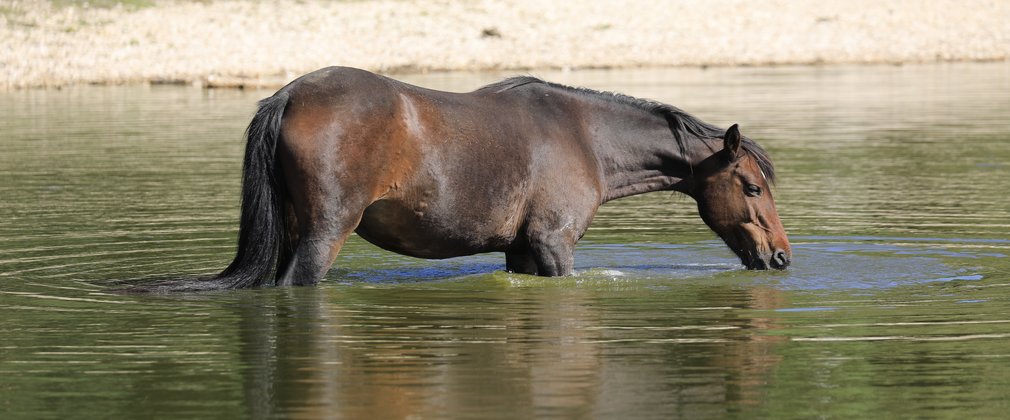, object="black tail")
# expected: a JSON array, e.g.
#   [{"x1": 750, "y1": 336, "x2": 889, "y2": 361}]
[
  {"x1": 214, "y1": 92, "x2": 290, "y2": 288},
  {"x1": 124, "y1": 93, "x2": 289, "y2": 293}
]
